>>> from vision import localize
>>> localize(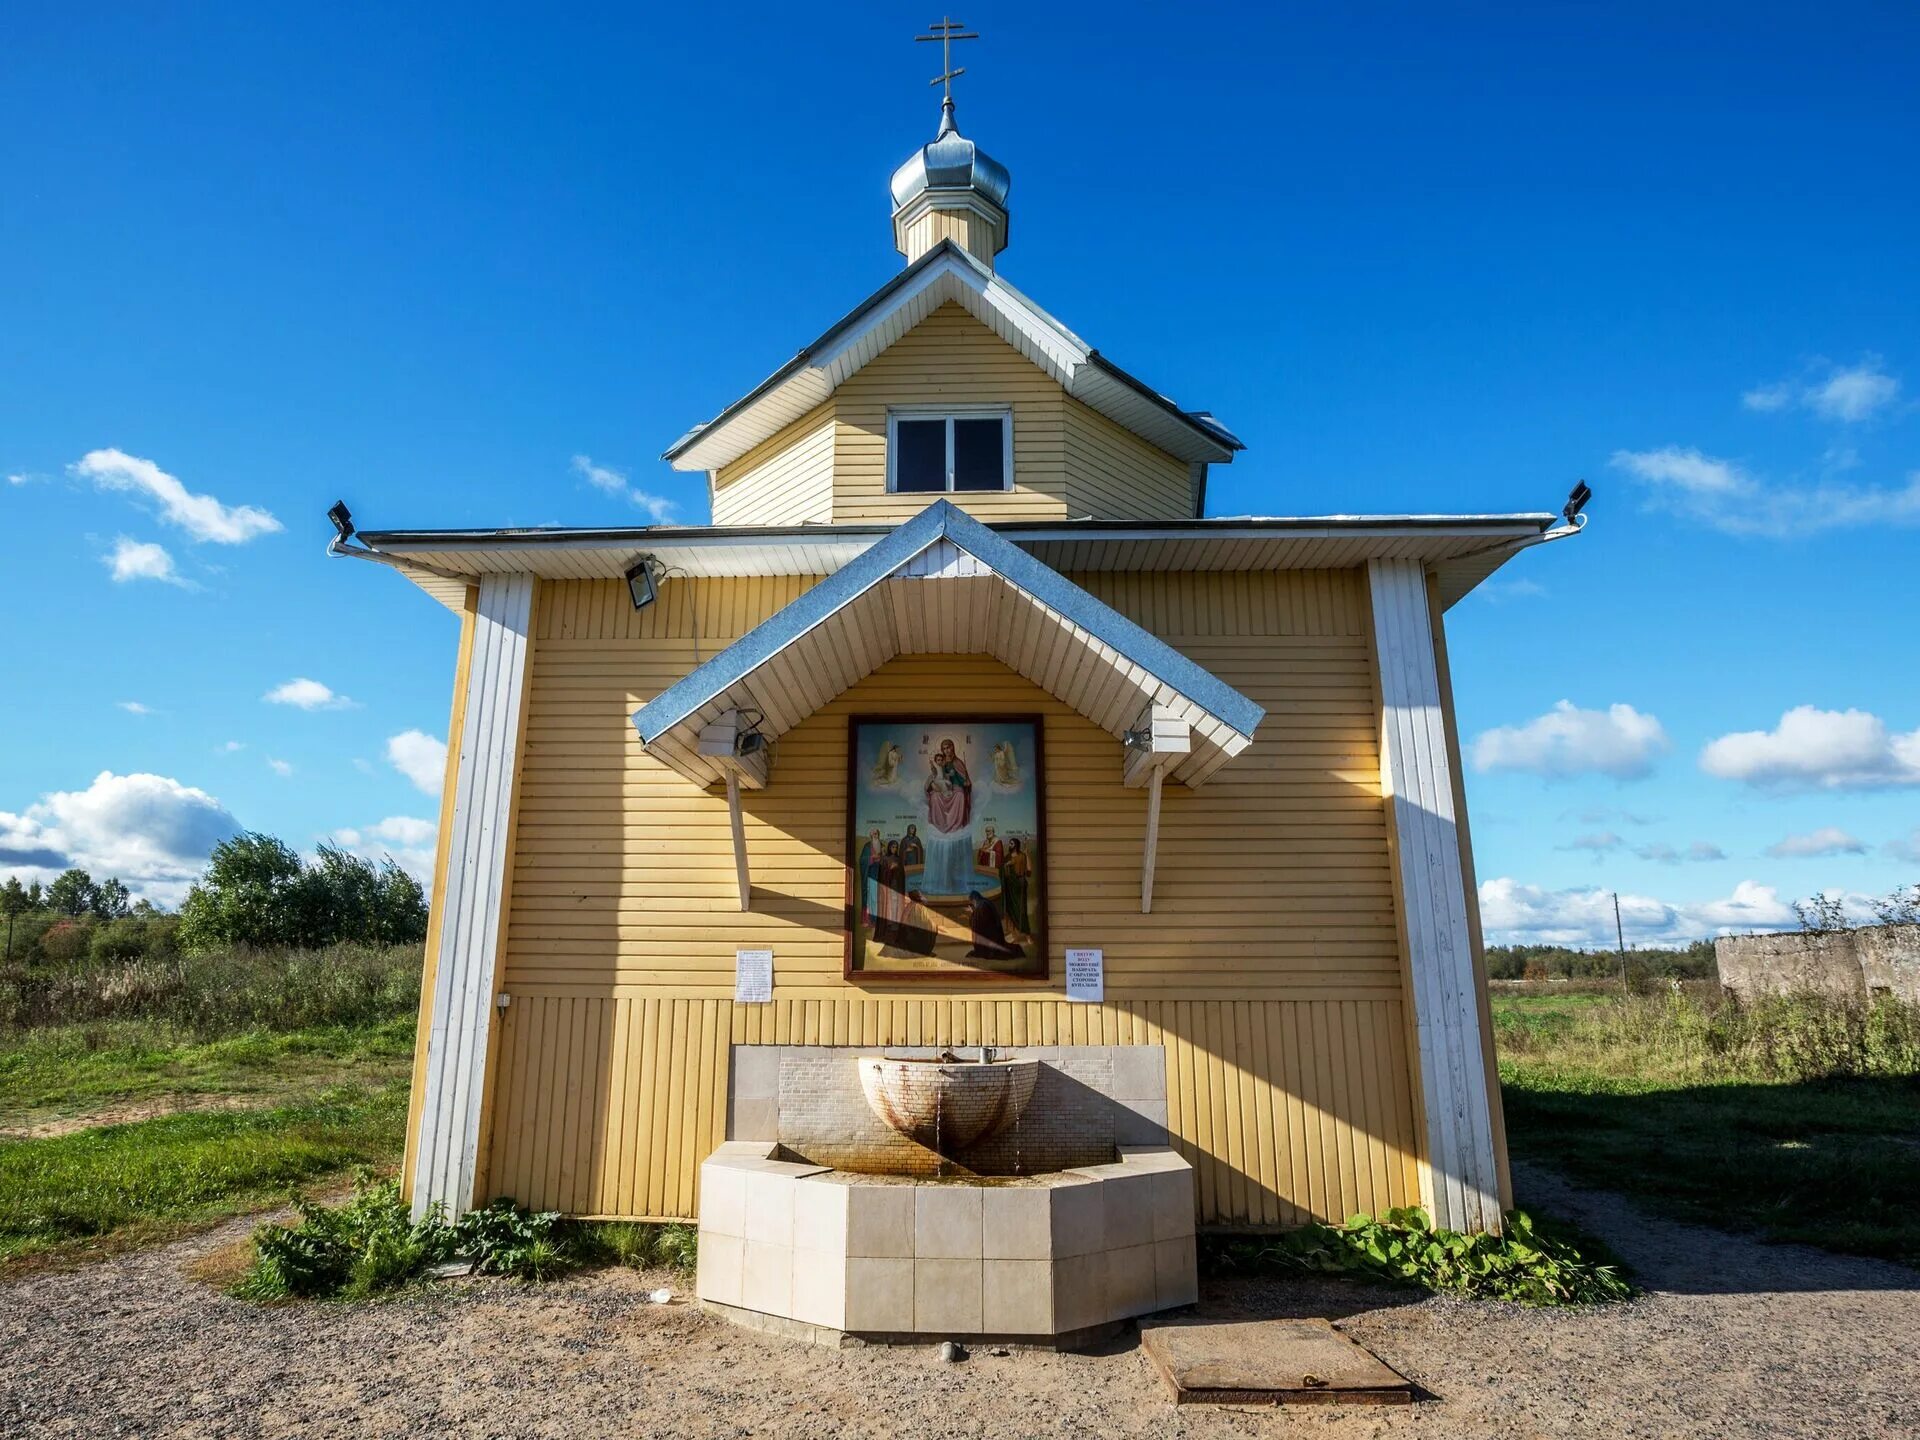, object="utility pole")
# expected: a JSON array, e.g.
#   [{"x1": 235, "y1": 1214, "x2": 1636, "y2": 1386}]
[{"x1": 1612, "y1": 891, "x2": 1628, "y2": 992}]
